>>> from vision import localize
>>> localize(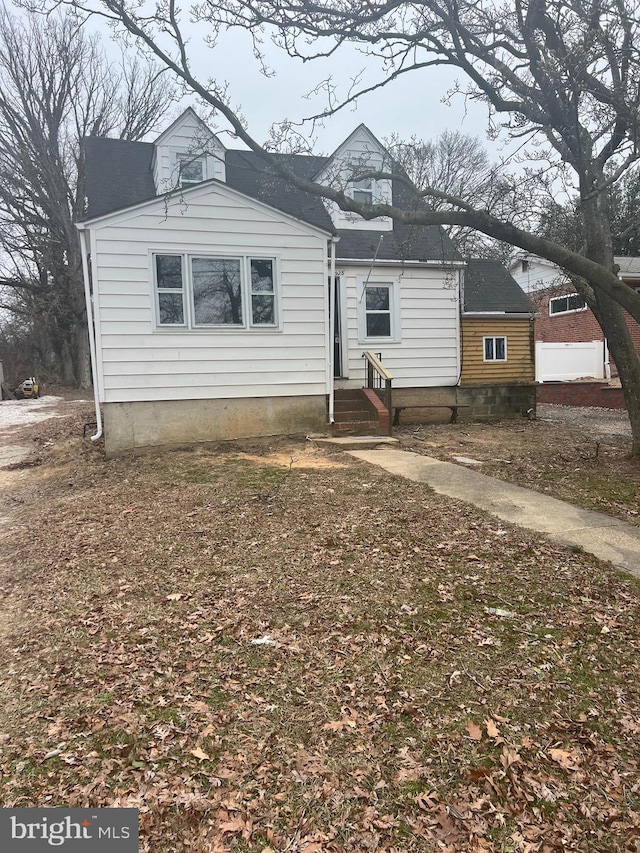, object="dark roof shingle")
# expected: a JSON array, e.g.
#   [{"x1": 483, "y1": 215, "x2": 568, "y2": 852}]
[
  {"x1": 82, "y1": 137, "x2": 461, "y2": 262},
  {"x1": 464, "y1": 258, "x2": 533, "y2": 313}
]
